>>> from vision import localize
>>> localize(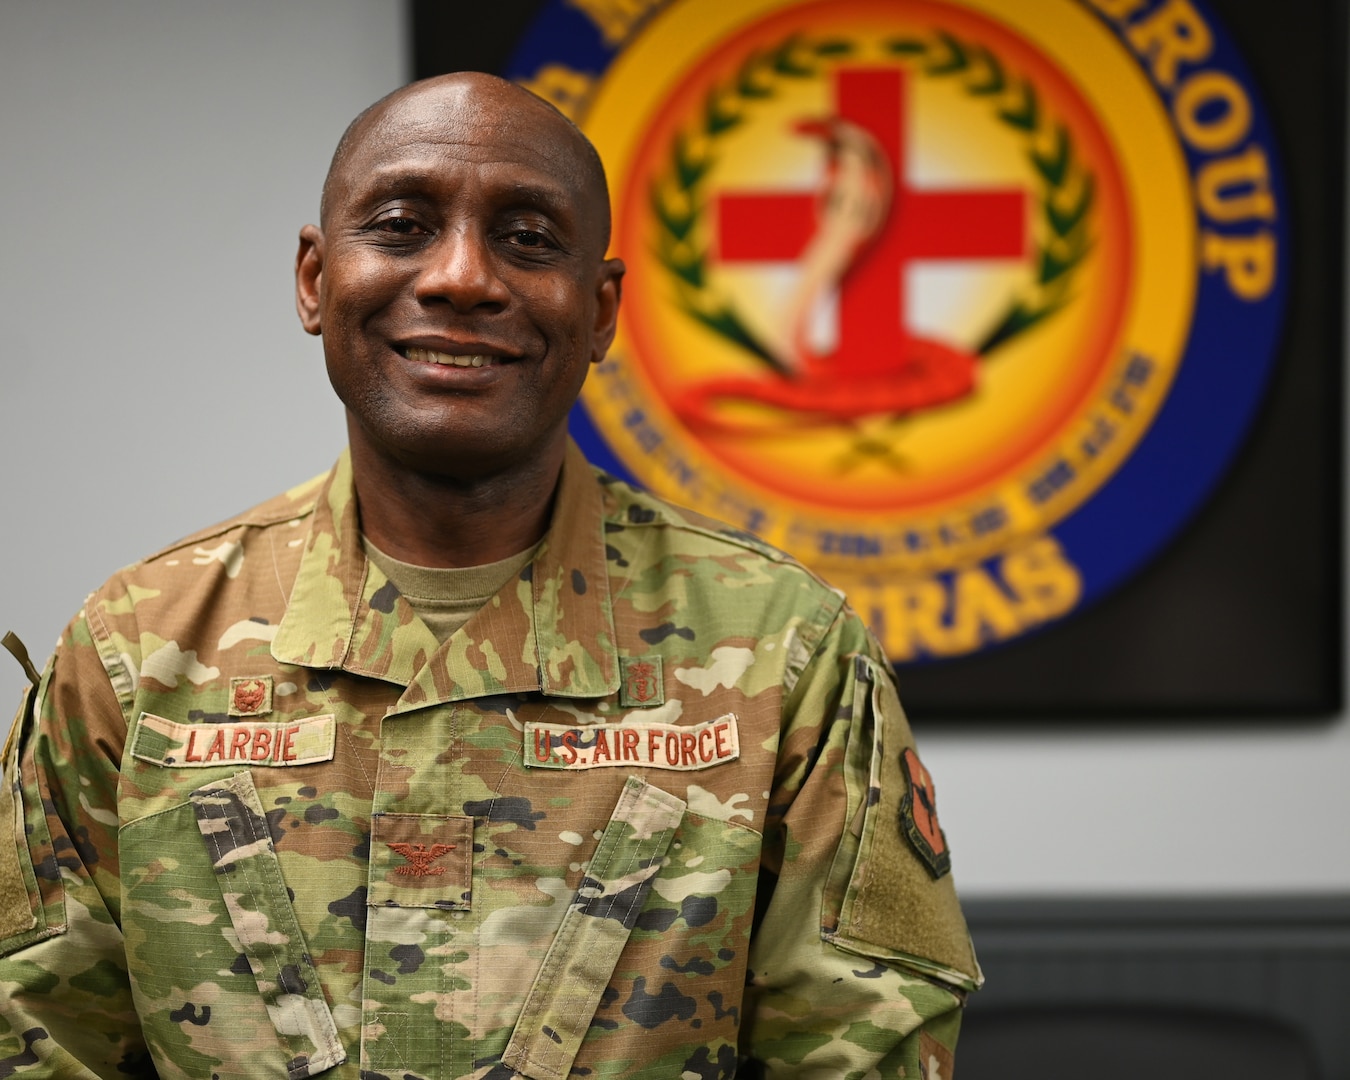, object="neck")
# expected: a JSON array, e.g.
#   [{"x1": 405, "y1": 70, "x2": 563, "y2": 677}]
[{"x1": 349, "y1": 437, "x2": 565, "y2": 569}]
